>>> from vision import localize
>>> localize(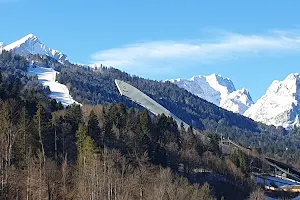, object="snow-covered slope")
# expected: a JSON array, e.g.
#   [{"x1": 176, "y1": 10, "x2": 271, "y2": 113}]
[
  {"x1": 3, "y1": 34, "x2": 68, "y2": 62},
  {"x1": 0, "y1": 42, "x2": 4, "y2": 48},
  {"x1": 170, "y1": 74, "x2": 253, "y2": 114},
  {"x1": 222, "y1": 88, "x2": 254, "y2": 114},
  {"x1": 28, "y1": 65, "x2": 80, "y2": 107},
  {"x1": 244, "y1": 73, "x2": 300, "y2": 128}
]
